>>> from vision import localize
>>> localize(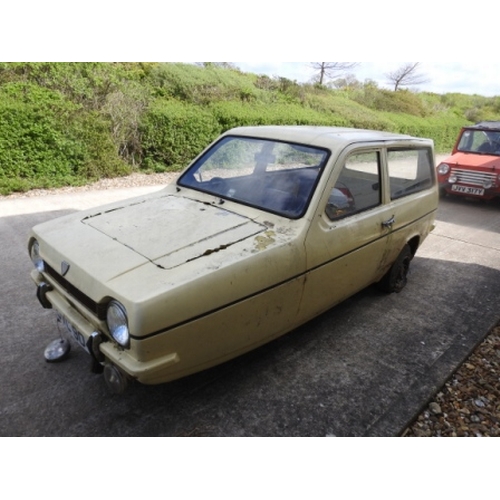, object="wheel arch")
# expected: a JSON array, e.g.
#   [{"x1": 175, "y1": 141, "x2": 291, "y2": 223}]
[{"x1": 406, "y1": 235, "x2": 420, "y2": 258}]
